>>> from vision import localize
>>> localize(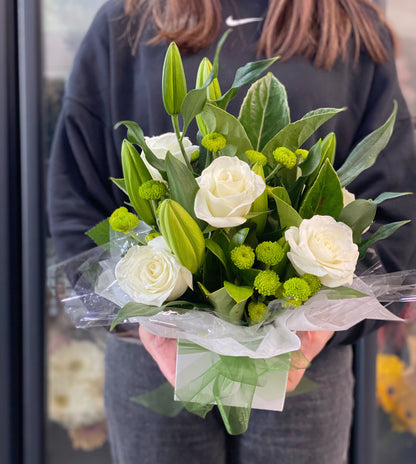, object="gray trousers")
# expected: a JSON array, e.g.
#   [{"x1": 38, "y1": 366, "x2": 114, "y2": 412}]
[{"x1": 105, "y1": 334, "x2": 353, "y2": 464}]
